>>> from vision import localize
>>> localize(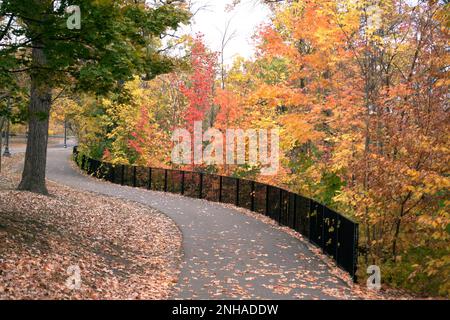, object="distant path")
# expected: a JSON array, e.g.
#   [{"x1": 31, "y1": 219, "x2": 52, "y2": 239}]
[{"x1": 45, "y1": 147, "x2": 358, "y2": 299}]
